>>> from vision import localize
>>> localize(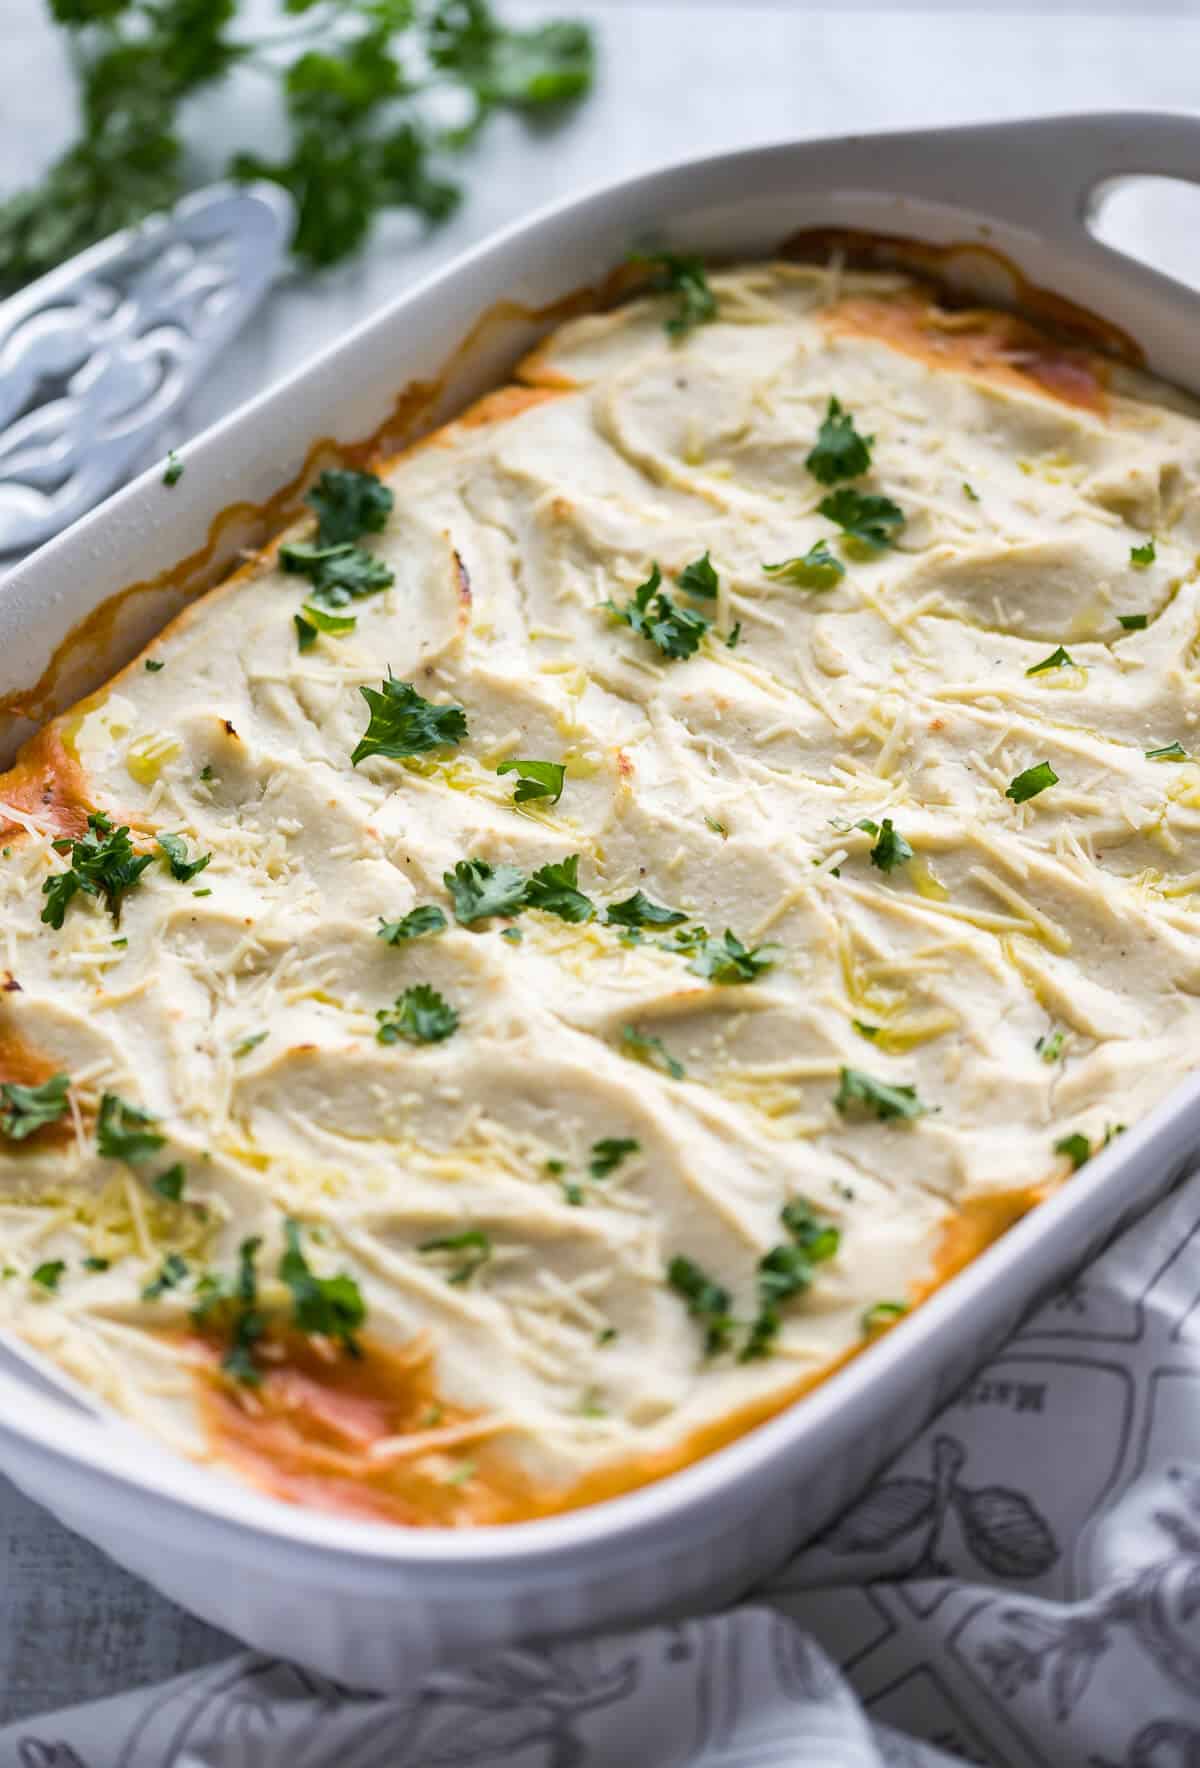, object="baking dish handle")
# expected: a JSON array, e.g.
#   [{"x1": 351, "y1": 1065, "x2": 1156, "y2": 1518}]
[{"x1": 944, "y1": 111, "x2": 1200, "y2": 249}]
